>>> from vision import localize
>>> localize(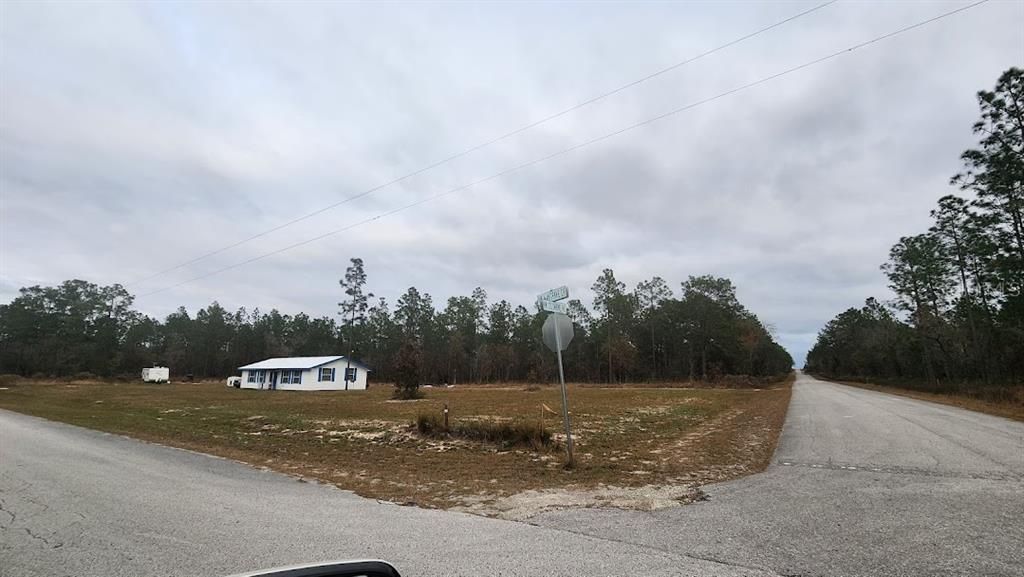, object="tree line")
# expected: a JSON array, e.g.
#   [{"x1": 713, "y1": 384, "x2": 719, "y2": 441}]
[
  {"x1": 0, "y1": 264, "x2": 792, "y2": 383},
  {"x1": 806, "y1": 68, "x2": 1024, "y2": 396}
]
